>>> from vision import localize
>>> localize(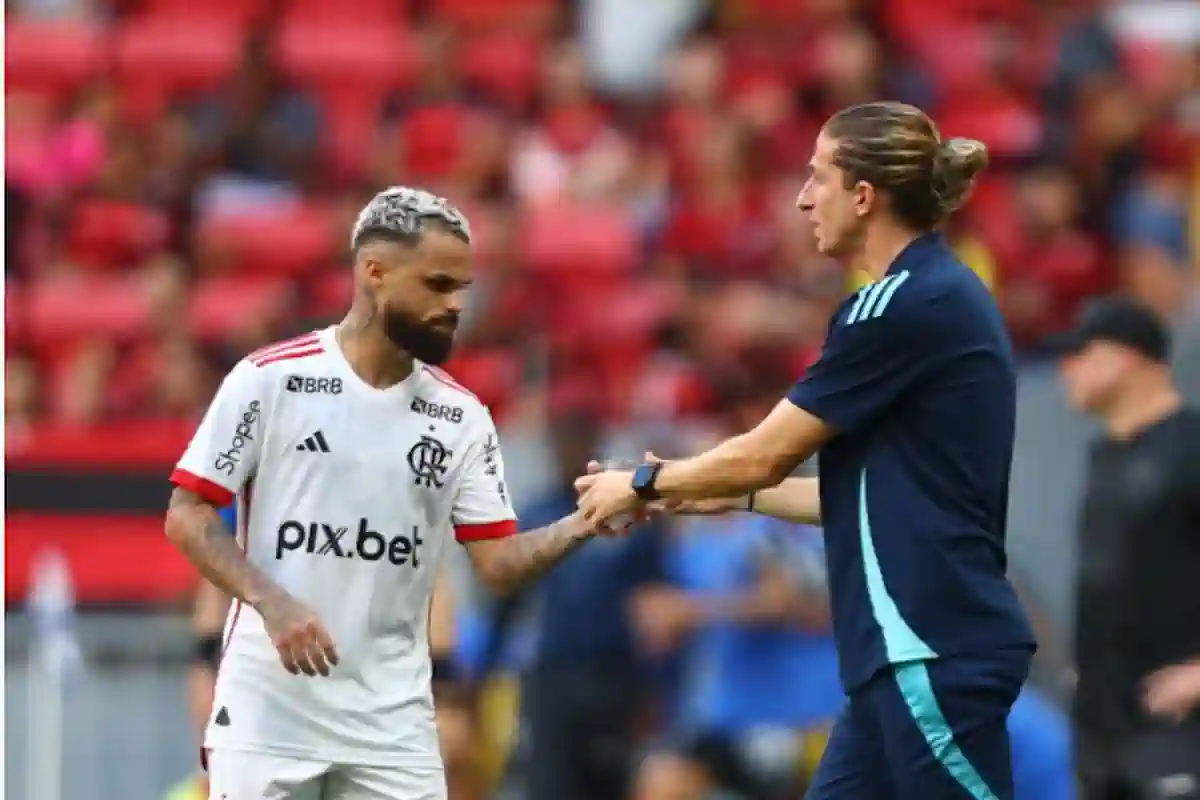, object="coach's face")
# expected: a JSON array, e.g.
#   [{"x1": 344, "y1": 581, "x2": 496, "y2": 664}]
[
  {"x1": 369, "y1": 228, "x2": 472, "y2": 365},
  {"x1": 796, "y1": 130, "x2": 868, "y2": 259},
  {"x1": 1059, "y1": 340, "x2": 1135, "y2": 414}
]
